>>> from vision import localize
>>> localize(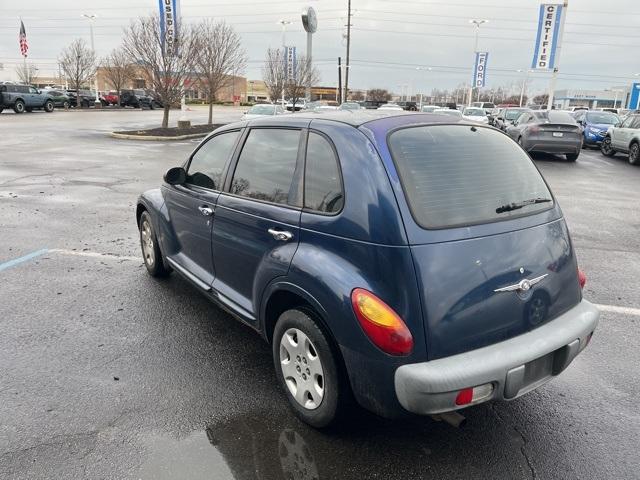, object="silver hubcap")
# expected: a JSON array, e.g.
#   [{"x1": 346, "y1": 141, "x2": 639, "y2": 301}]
[
  {"x1": 279, "y1": 328, "x2": 324, "y2": 410},
  {"x1": 140, "y1": 220, "x2": 155, "y2": 267}
]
